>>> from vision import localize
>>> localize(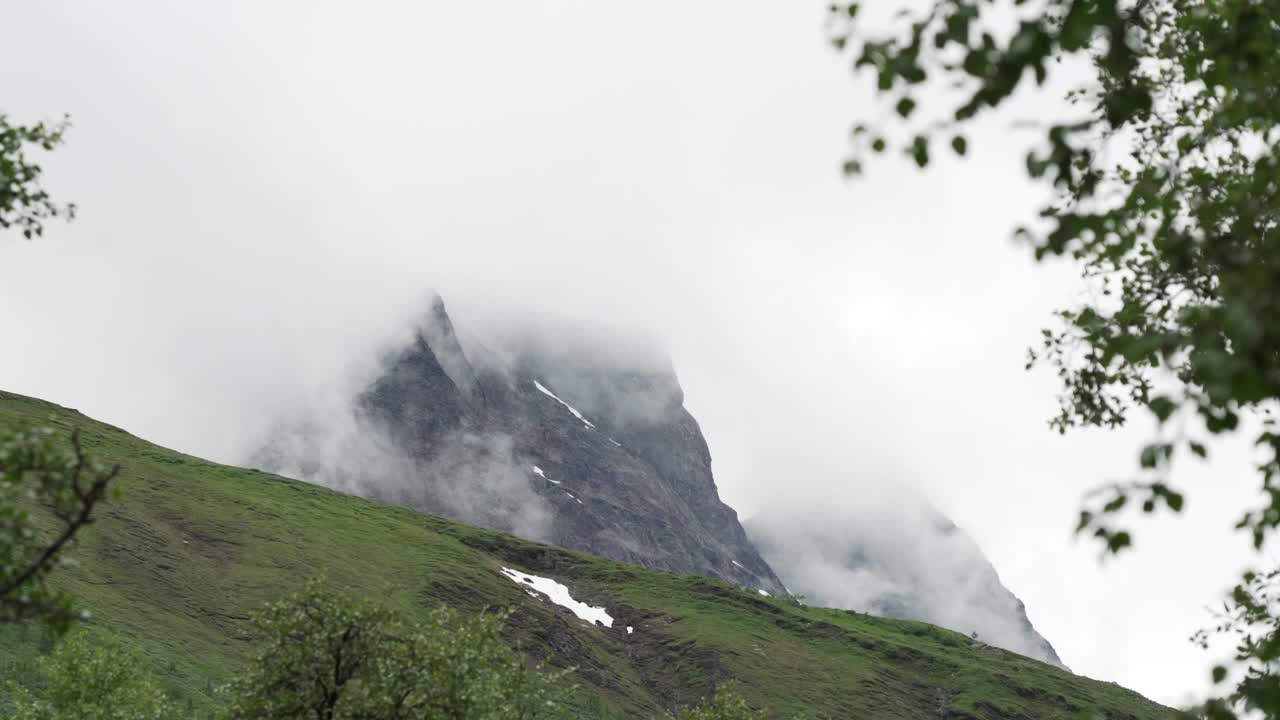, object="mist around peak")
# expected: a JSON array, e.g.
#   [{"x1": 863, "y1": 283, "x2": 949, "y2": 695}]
[{"x1": 745, "y1": 492, "x2": 1064, "y2": 668}]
